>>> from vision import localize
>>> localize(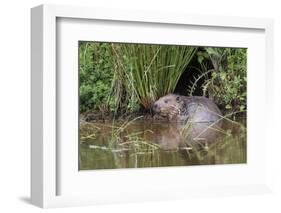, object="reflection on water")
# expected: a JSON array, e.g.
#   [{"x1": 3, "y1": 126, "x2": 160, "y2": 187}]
[{"x1": 79, "y1": 119, "x2": 246, "y2": 170}]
